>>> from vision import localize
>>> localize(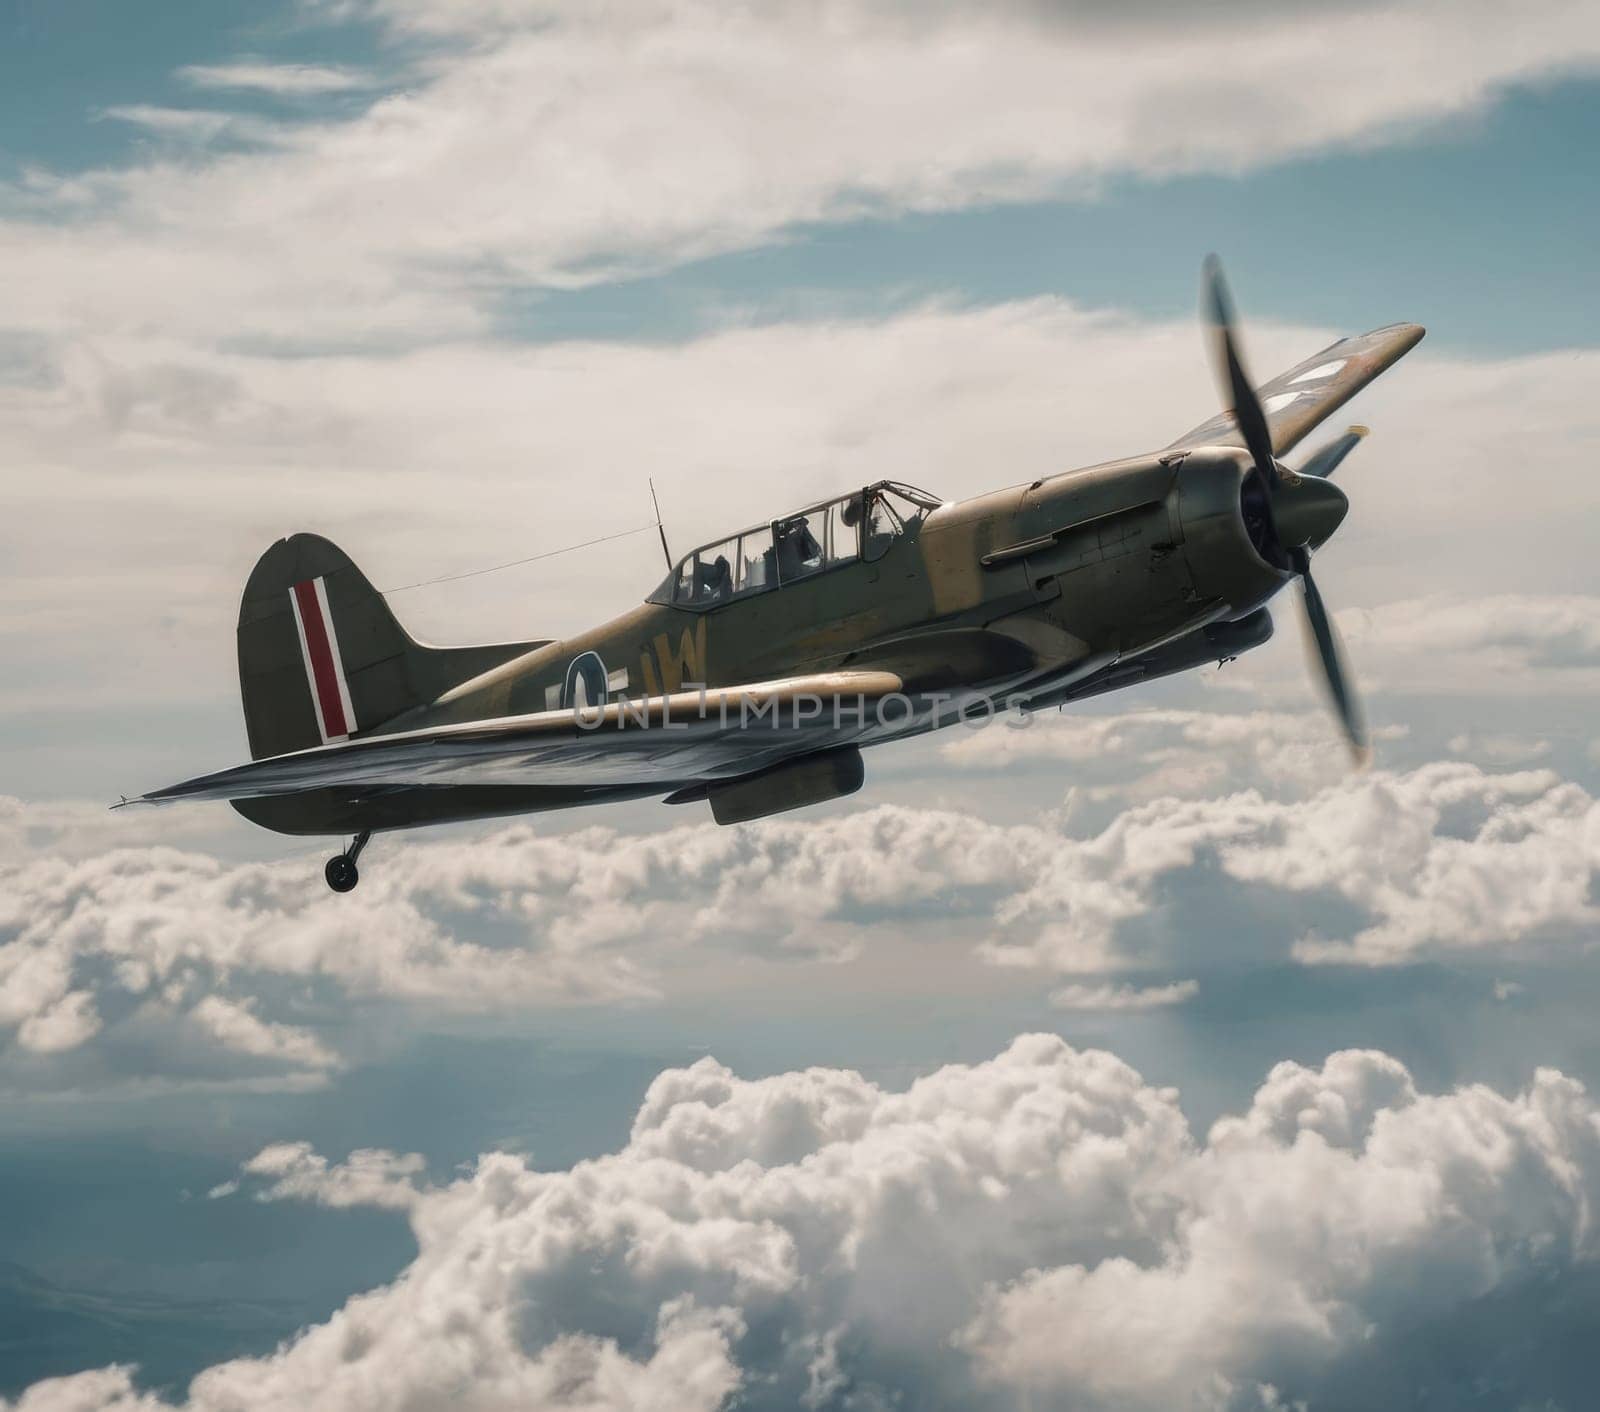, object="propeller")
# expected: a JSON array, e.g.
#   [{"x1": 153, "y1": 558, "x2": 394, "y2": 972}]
[
  {"x1": 1201, "y1": 256, "x2": 1370, "y2": 764},
  {"x1": 1202, "y1": 254, "x2": 1283, "y2": 498},
  {"x1": 1289, "y1": 545, "x2": 1369, "y2": 765}
]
